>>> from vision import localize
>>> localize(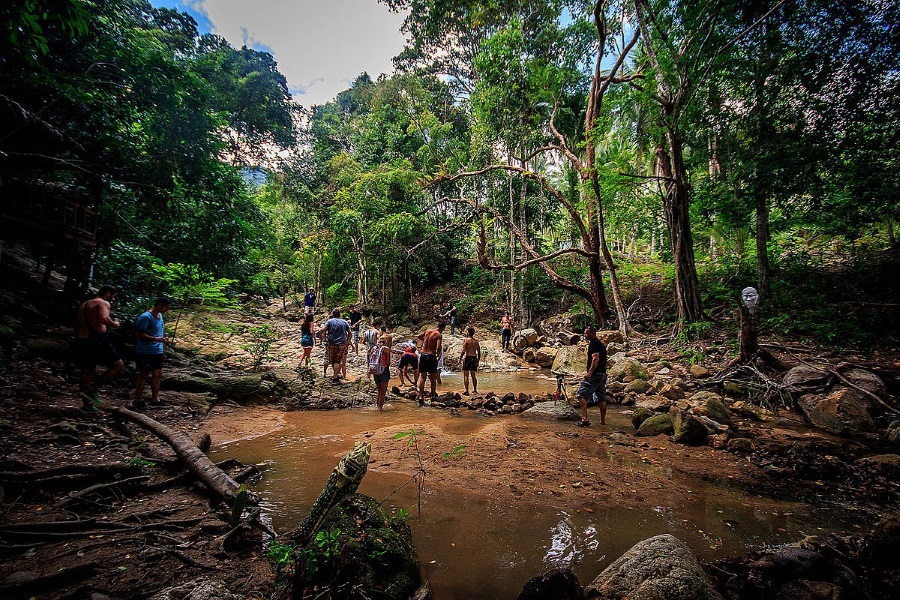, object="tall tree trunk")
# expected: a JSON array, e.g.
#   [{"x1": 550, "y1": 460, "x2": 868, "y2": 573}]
[
  {"x1": 657, "y1": 138, "x2": 704, "y2": 324},
  {"x1": 755, "y1": 190, "x2": 771, "y2": 299},
  {"x1": 508, "y1": 154, "x2": 516, "y2": 316}
]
